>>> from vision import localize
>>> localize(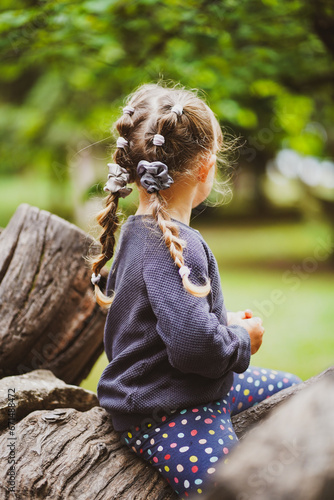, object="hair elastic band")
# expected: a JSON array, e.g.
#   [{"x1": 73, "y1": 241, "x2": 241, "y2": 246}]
[
  {"x1": 171, "y1": 104, "x2": 183, "y2": 116},
  {"x1": 179, "y1": 266, "x2": 191, "y2": 279},
  {"x1": 117, "y1": 137, "x2": 128, "y2": 148},
  {"x1": 123, "y1": 106, "x2": 135, "y2": 115},
  {"x1": 104, "y1": 163, "x2": 132, "y2": 198},
  {"x1": 153, "y1": 134, "x2": 165, "y2": 146},
  {"x1": 91, "y1": 273, "x2": 101, "y2": 285},
  {"x1": 137, "y1": 160, "x2": 174, "y2": 193}
]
